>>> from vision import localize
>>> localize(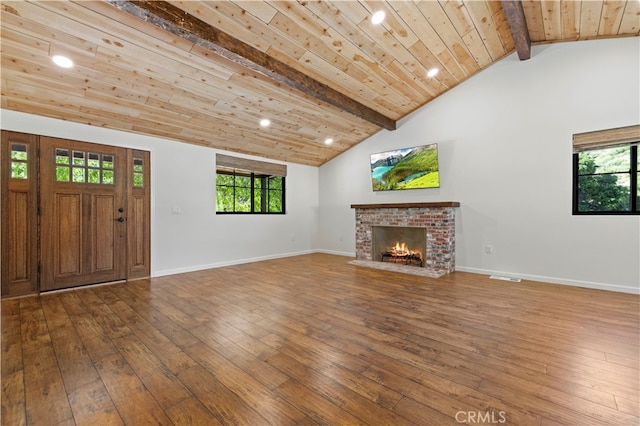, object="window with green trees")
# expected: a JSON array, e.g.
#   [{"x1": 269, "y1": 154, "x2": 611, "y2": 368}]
[
  {"x1": 215, "y1": 153, "x2": 286, "y2": 214},
  {"x1": 573, "y1": 144, "x2": 638, "y2": 215},
  {"x1": 54, "y1": 148, "x2": 115, "y2": 185},
  {"x1": 216, "y1": 168, "x2": 285, "y2": 213},
  {"x1": 216, "y1": 167, "x2": 285, "y2": 214}
]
